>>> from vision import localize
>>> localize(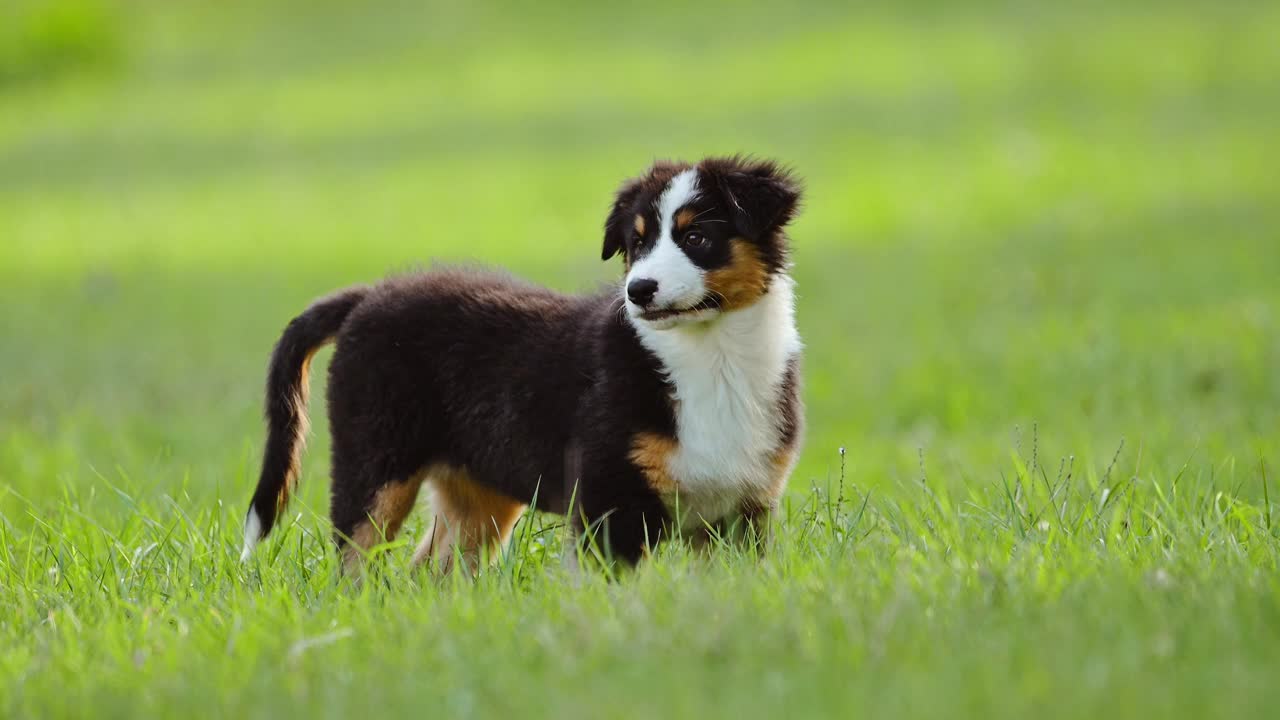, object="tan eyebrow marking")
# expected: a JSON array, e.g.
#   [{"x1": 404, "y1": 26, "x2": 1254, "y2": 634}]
[
  {"x1": 675, "y1": 208, "x2": 697, "y2": 231},
  {"x1": 634, "y1": 215, "x2": 646, "y2": 236}
]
